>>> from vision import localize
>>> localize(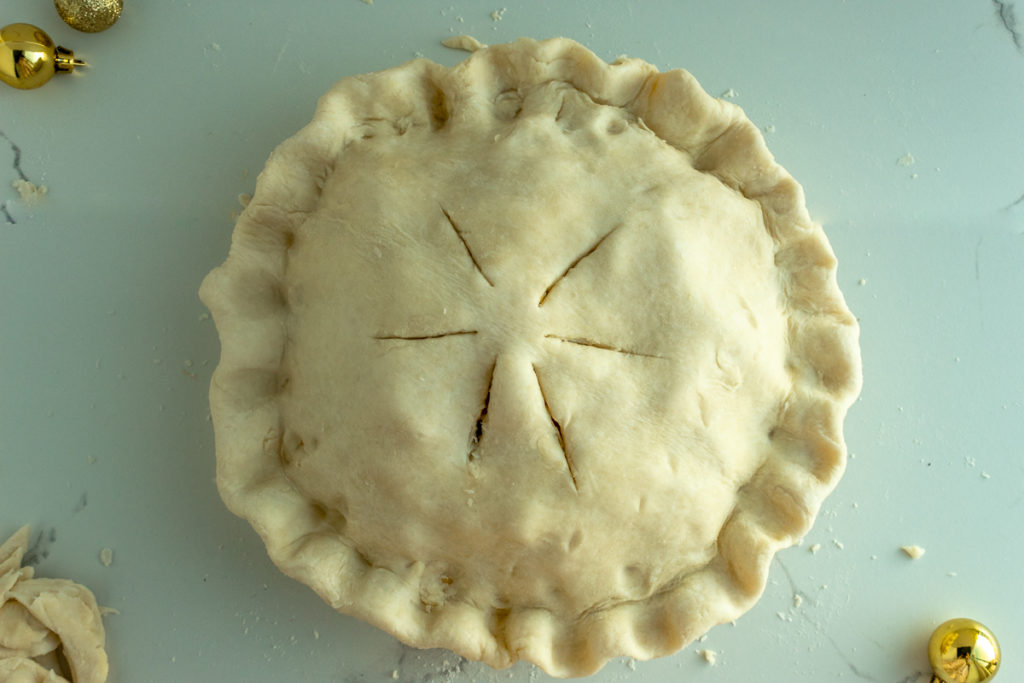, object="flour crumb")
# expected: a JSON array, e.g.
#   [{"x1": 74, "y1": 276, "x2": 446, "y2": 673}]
[
  {"x1": 210, "y1": 42, "x2": 221, "y2": 52},
  {"x1": 698, "y1": 649, "x2": 717, "y2": 665},
  {"x1": 764, "y1": 124, "x2": 776, "y2": 134},
  {"x1": 490, "y1": 7, "x2": 506, "y2": 21},
  {"x1": 12, "y1": 179, "x2": 48, "y2": 204},
  {"x1": 793, "y1": 593, "x2": 804, "y2": 608},
  {"x1": 897, "y1": 153, "x2": 916, "y2": 166},
  {"x1": 981, "y1": 471, "x2": 991, "y2": 479},
  {"x1": 858, "y1": 278, "x2": 867, "y2": 286},
  {"x1": 719, "y1": 88, "x2": 738, "y2": 99},
  {"x1": 832, "y1": 538, "x2": 845, "y2": 550},
  {"x1": 391, "y1": 670, "x2": 398, "y2": 679},
  {"x1": 362, "y1": 0, "x2": 373, "y2": 4},
  {"x1": 809, "y1": 543, "x2": 821, "y2": 554},
  {"x1": 99, "y1": 547, "x2": 114, "y2": 567},
  {"x1": 313, "y1": 629, "x2": 319, "y2": 640},
  {"x1": 99, "y1": 605, "x2": 119, "y2": 617},
  {"x1": 441, "y1": 35, "x2": 487, "y2": 52},
  {"x1": 901, "y1": 545, "x2": 926, "y2": 560}
]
